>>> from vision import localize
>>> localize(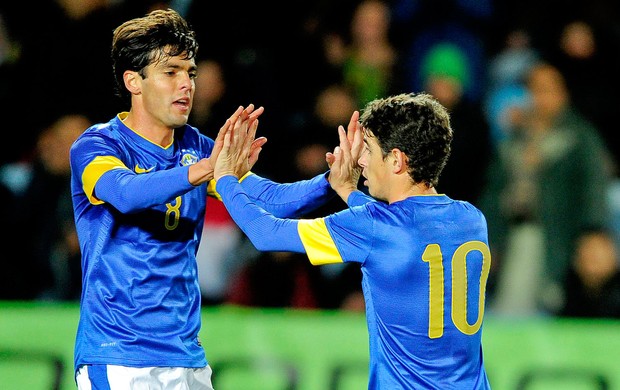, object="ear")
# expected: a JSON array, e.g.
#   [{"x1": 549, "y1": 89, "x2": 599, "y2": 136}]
[
  {"x1": 123, "y1": 70, "x2": 142, "y2": 95},
  {"x1": 391, "y1": 149, "x2": 408, "y2": 174}
]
